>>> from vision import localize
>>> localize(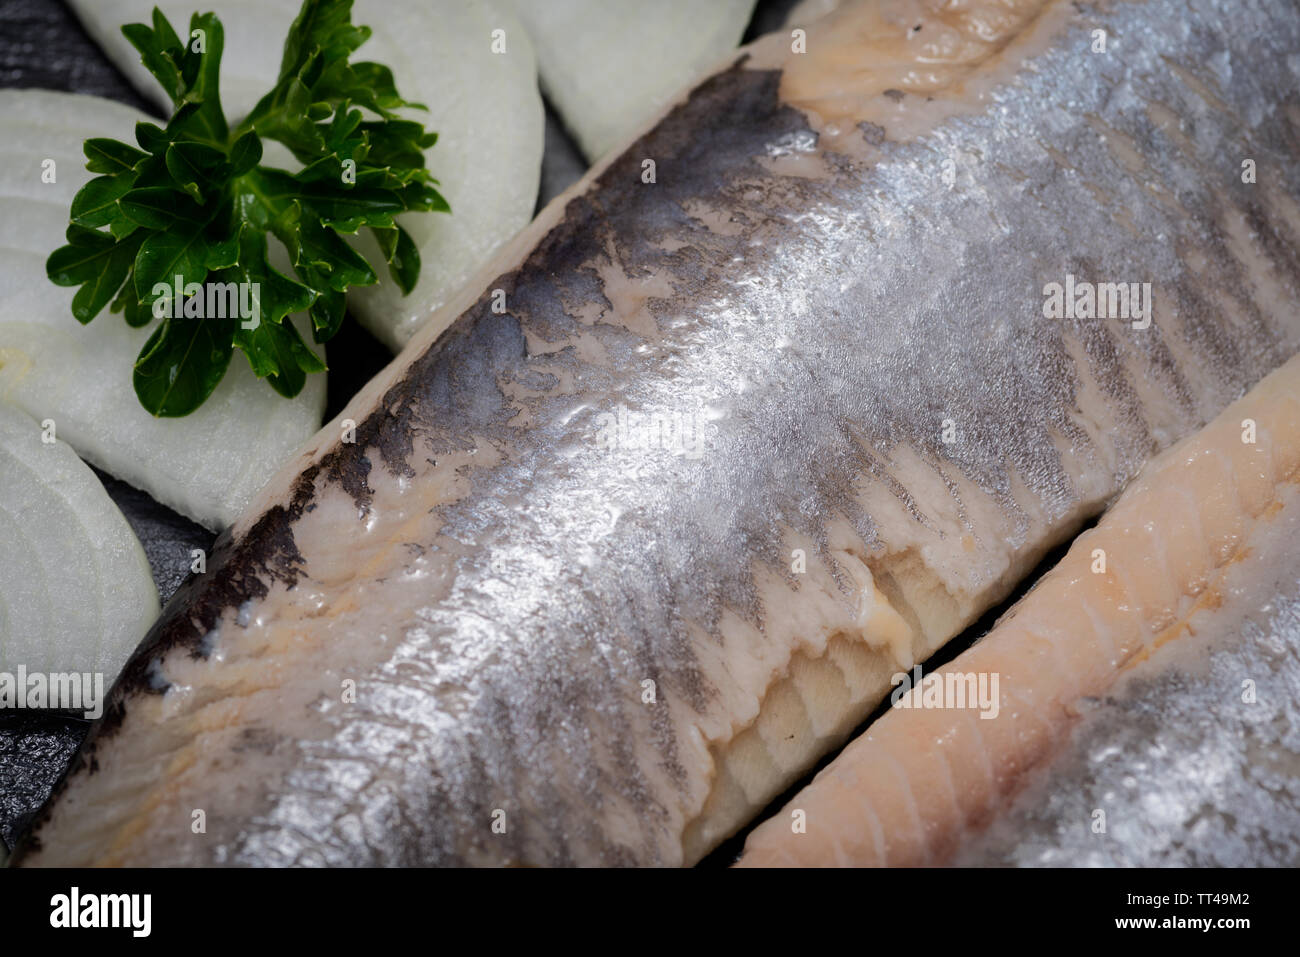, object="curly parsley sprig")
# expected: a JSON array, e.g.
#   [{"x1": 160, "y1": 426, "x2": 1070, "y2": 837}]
[{"x1": 46, "y1": 0, "x2": 448, "y2": 416}]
